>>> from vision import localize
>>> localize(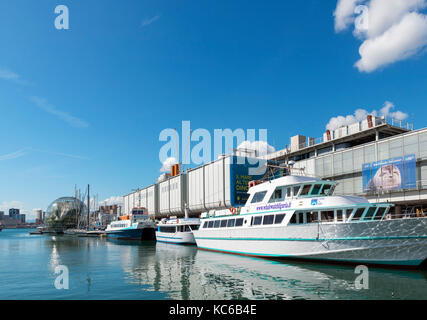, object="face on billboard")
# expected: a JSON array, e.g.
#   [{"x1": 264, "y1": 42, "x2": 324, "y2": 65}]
[{"x1": 369, "y1": 164, "x2": 402, "y2": 191}]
